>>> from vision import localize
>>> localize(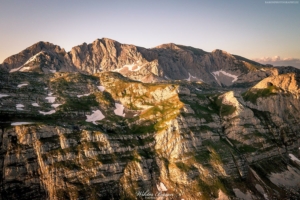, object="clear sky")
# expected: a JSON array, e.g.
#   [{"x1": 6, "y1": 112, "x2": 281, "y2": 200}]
[{"x1": 1, "y1": 0, "x2": 299, "y2": 67}]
